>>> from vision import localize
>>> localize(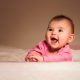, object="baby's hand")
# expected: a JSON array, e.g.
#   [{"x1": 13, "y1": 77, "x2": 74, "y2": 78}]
[{"x1": 26, "y1": 54, "x2": 43, "y2": 62}]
